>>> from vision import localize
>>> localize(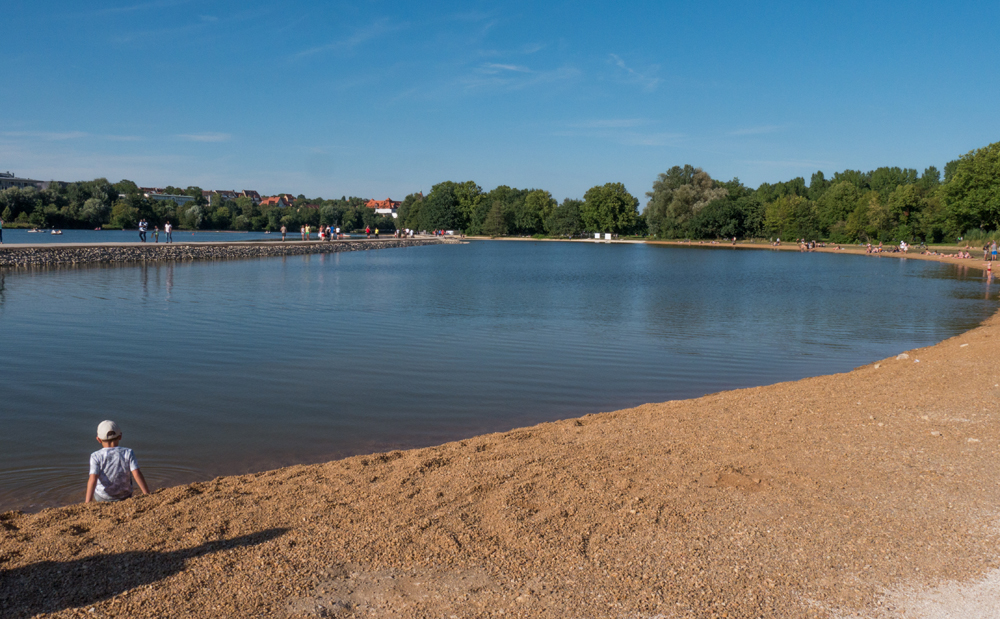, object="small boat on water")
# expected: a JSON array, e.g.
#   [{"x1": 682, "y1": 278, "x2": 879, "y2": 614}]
[
  {"x1": 27, "y1": 228, "x2": 40, "y2": 233},
  {"x1": 51, "y1": 230, "x2": 62, "y2": 235}
]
